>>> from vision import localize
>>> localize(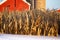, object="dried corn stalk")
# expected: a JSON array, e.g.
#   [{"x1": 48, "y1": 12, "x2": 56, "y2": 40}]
[{"x1": 0, "y1": 9, "x2": 59, "y2": 37}]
